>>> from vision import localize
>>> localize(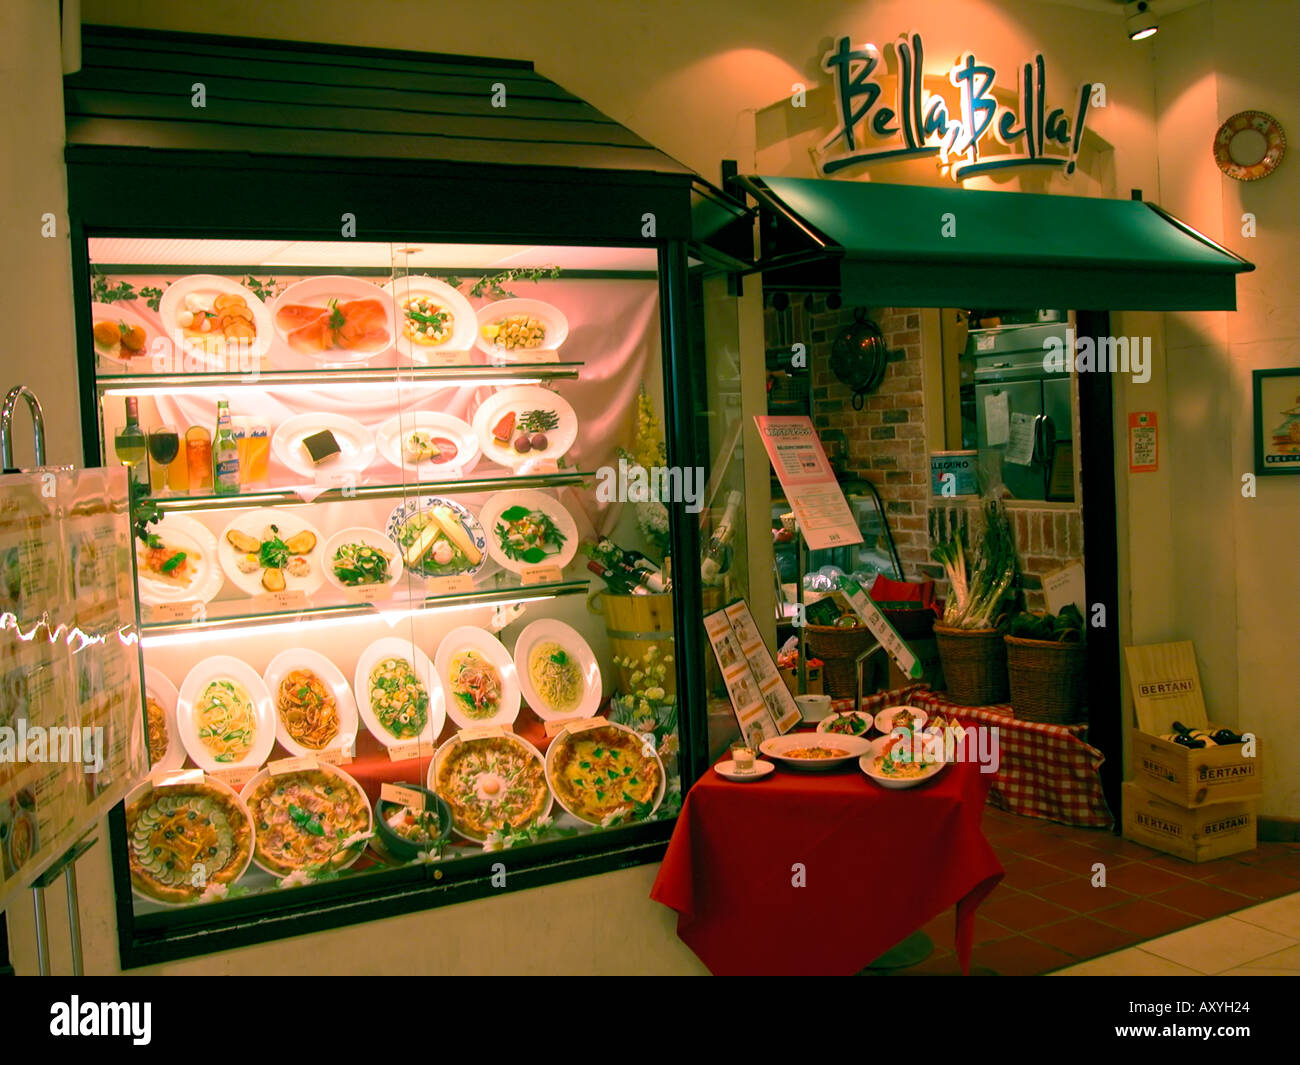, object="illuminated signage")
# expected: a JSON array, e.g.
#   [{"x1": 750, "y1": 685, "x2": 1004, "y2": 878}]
[{"x1": 818, "y1": 31, "x2": 1094, "y2": 181}]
